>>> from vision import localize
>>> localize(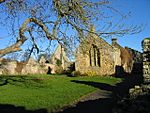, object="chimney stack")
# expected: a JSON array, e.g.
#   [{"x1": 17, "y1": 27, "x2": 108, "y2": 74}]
[{"x1": 112, "y1": 38, "x2": 117, "y2": 45}]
